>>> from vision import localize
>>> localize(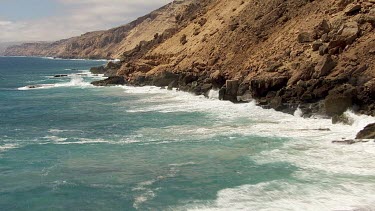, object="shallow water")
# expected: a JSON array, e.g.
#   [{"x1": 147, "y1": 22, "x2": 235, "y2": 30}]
[{"x1": 1, "y1": 57, "x2": 375, "y2": 211}]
